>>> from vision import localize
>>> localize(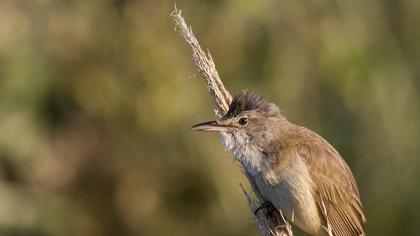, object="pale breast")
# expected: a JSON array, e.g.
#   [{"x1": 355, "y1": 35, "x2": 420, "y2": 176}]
[
  {"x1": 254, "y1": 157, "x2": 325, "y2": 236},
  {"x1": 220, "y1": 132, "x2": 324, "y2": 235}
]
